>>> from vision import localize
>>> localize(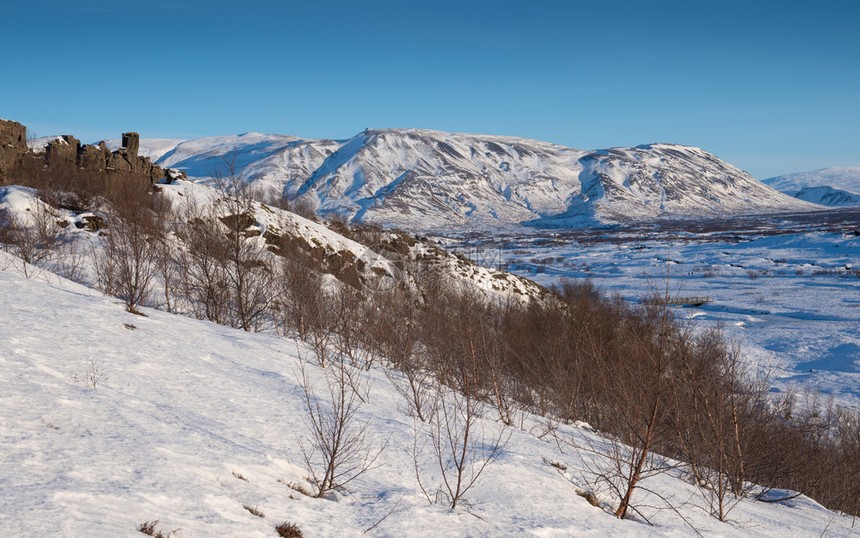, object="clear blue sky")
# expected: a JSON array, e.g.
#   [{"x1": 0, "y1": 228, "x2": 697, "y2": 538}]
[{"x1": 1, "y1": 0, "x2": 858, "y2": 179}]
